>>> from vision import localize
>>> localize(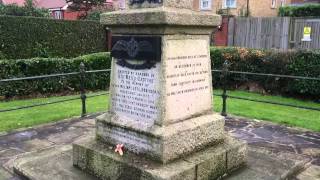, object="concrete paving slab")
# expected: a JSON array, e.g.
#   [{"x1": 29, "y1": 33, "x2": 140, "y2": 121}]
[
  {"x1": 0, "y1": 149, "x2": 24, "y2": 160},
  {"x1": 225, "y1": 167, "x2": 276, "y2": 180},
  {"x1": 296, "y1": 165, "x2": 320, "y2": 180},
  {"x1": 225, "y1": 116, "x2": 320, "y2": 166},
  {"x1": 20, "y1": 138, "x2": 54, "y2": 152},
  {"x1": 47, "y1": 128, "x2": 88, "y2": 144},
  {"x1": 224, "y1": 147, "x2": 310, "y2": 180},
  {"x1": 13, "y1": 145, "x2": 98, "y2": 180}
]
